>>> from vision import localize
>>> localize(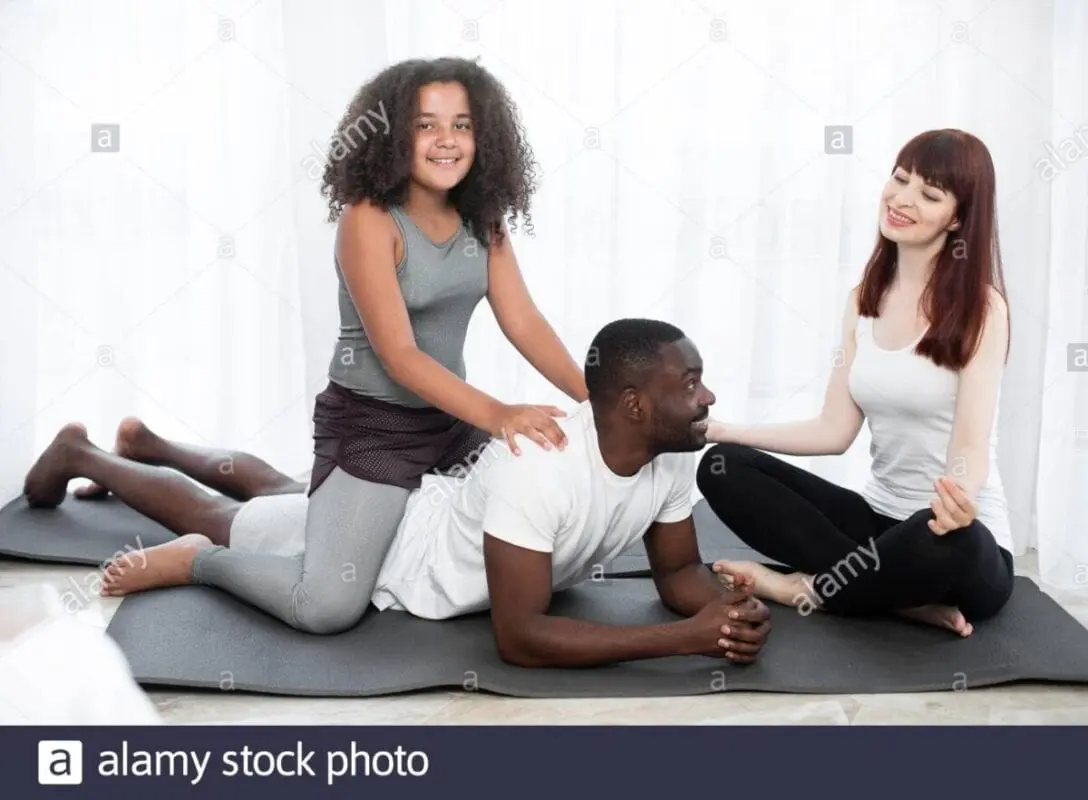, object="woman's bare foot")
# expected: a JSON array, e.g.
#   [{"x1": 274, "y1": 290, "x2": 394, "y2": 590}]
[
  {"x1": 100, "y1": 533, "x2": 213, "y2": 596},
  {"x1": 75, "y1": 416, "x2": 158, "y2": 499},
  {"x1": 23, "y1": 423, "x2": 94, "y2": 508},
  {"x1": 896, "y1": 604, "x2": 974, "y2": 637},
  {"x1": 713, "y1": 560, "x2": 816, "y2": 609}
]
